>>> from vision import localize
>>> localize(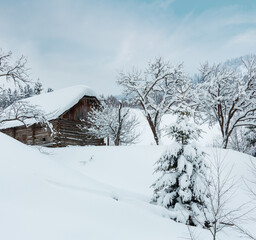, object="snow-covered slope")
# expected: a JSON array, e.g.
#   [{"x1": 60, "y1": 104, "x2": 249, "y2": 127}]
[
  {"x1": 133, "y1": 109, "x2": 220, "y2": 147},
  {"x1": 0, "y1": 132, "x2": 255, "y2": 239}
]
